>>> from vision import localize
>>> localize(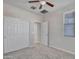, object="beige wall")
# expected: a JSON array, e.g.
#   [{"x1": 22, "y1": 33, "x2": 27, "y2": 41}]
[{"x1": 43, "y1": 3, "x2": 75, "y2": 54}]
